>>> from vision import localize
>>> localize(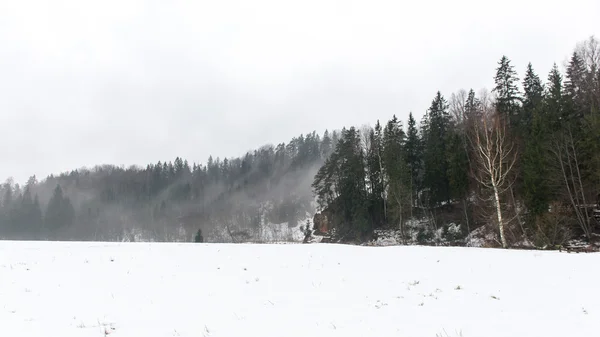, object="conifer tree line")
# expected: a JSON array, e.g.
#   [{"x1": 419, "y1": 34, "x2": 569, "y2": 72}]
[
  {"x1": 1, "y1": 36, "x2": 598, "y2": 247},
  {"x1": 313, "y1": 36, "x2": 600, "y2": 247},
  {"x1": 0, "y1": 132, "x2": 333, "y2": 241}
]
